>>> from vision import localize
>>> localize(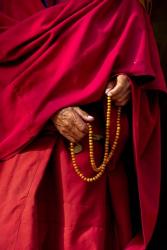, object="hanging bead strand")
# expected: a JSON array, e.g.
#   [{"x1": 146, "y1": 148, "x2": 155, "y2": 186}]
[{"x1": 69, "y1": 95, "x2": 121, "y2": 182}]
